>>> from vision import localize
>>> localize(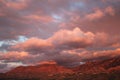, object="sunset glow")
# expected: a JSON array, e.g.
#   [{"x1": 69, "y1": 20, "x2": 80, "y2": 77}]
[{"x1": 0, "y1": 0, "x2": 120, "y2": 73}]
